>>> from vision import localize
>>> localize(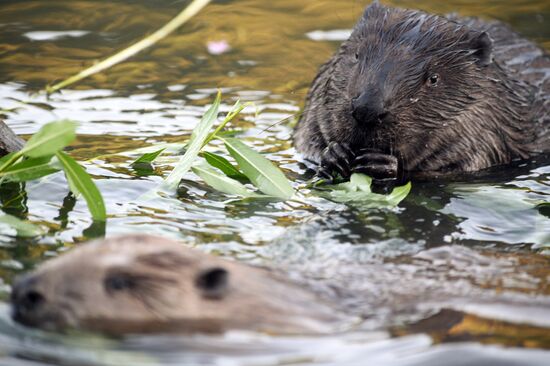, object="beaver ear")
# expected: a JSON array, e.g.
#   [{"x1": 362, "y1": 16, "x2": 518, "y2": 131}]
[
  {"x1": 470, "y1": 31, "x2": 493, "y2": 66},
  {"x1": 195, "y1": 267, "x2": 229, "y2": 300}
]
